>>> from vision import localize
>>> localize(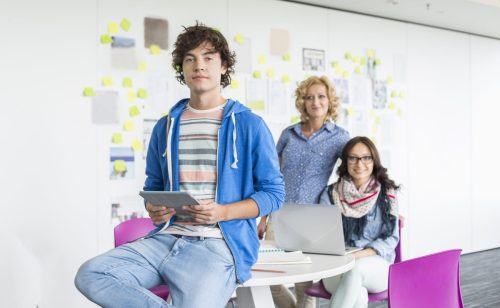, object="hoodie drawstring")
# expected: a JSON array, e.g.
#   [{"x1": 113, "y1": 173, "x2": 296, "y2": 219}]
[{"x1": 231, "y1": 111, "x2": 238, "y2": 169}]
